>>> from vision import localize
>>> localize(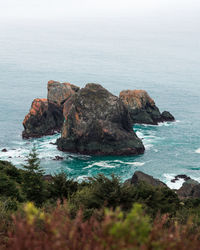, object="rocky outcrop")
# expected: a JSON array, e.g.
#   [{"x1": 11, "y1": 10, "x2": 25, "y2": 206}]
[
  {"x1": 119, "y1": 90, "x2": 175, "y2": 125},
  {"x1": 22, "y1": 99, "x2": 63, "y2": 138},
  {"x1": 57, "y1": 83, "x2": 145, "y2": 156},
  {"x1": 126, "y1": 171, "x2": 167, "y2": 188},
  {"x1": 161, "y1": 111, "x2": 175, "y2": 122},
  {"x1": 47, "y1": 80, "x2": 79, "y2": 106},
  {"x1": 22, "y1": 81, "x2": 79, "y2": 138},
  {"x1": 177, "y1": 179, "x2": 200, "y2": 199},
  {"x1": 171, "y1": 175, "x2": 191, "y2": 183}
]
